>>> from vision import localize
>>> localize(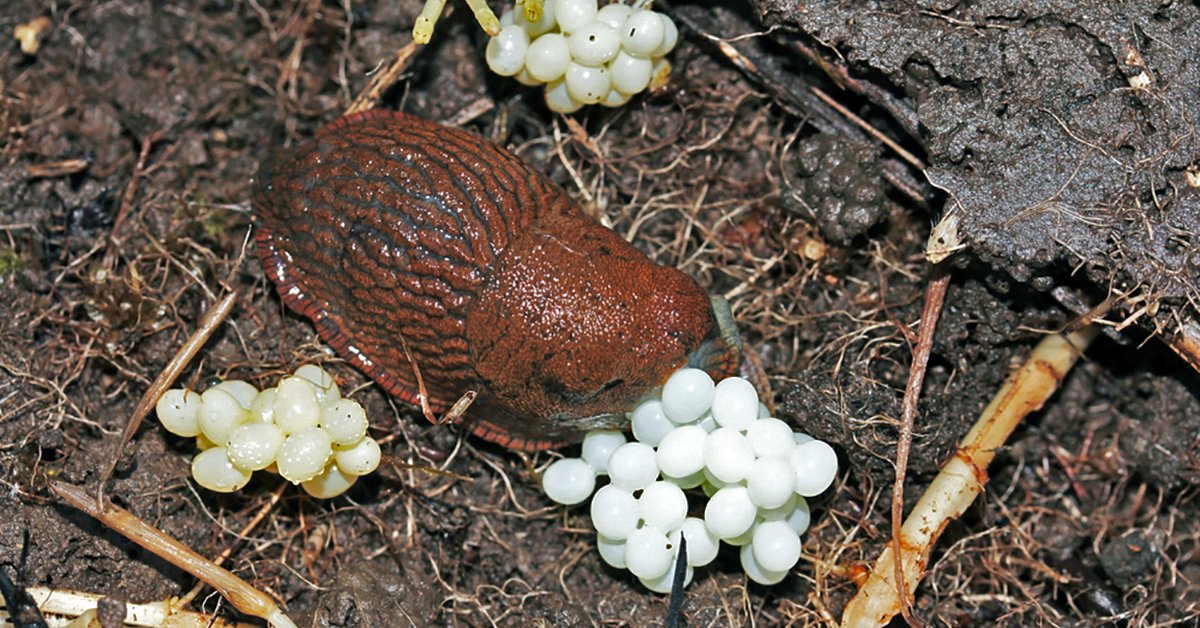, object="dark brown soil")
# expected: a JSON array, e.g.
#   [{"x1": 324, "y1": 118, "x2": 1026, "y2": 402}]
[{"x1": 1, "y1": 1, "x2": 1197, "y2": 626}]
